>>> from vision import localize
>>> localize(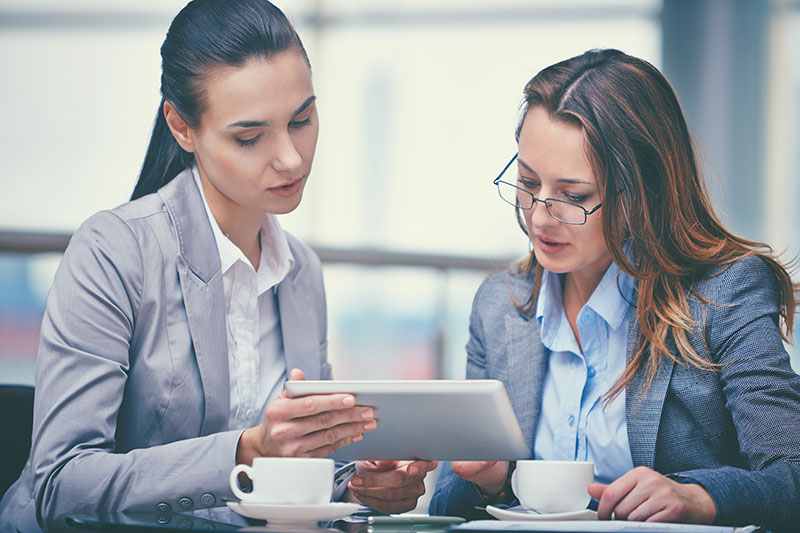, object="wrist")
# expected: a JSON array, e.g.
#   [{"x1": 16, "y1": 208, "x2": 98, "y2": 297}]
[
  {"x1": 236, "y1": 427, "x2": 260, "y2": 465},
  {"x1": 667, "y1": 474, "x2": 717, "y2": 524},
  {"x1": 684, "y1": 483, "x2": 717, "y2": 523},
  {"x1": 477, "y1": 462, "x2": 515, "y2": 505}
]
